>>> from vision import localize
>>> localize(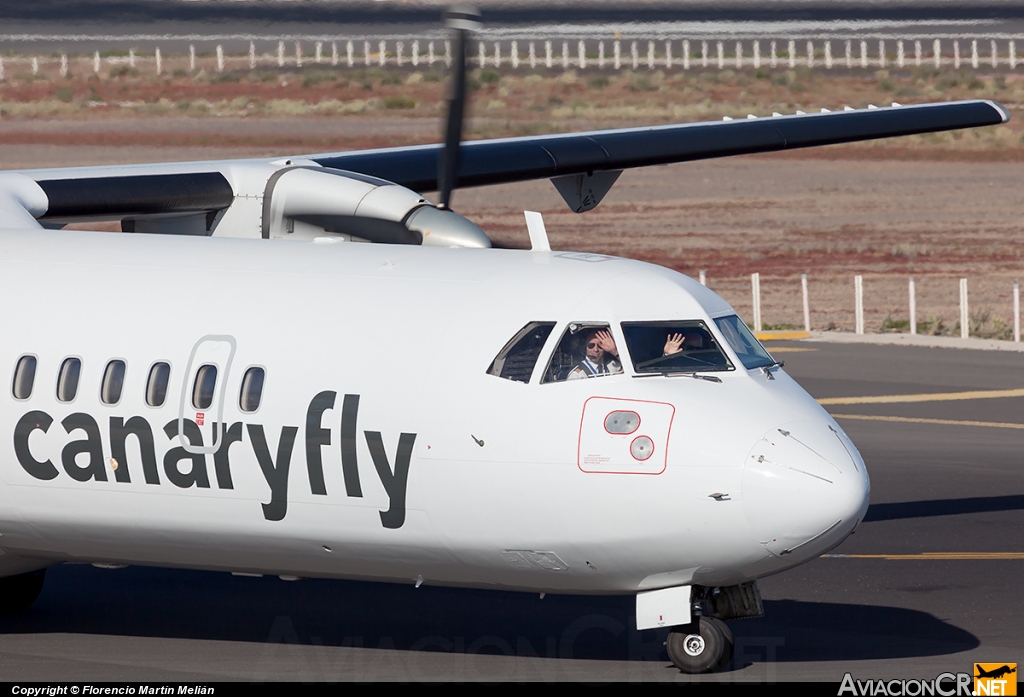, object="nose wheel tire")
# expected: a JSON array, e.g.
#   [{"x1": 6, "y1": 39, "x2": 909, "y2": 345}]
[{"x1": 666, "y1": 617, "x2": 734, "y2": 673}]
